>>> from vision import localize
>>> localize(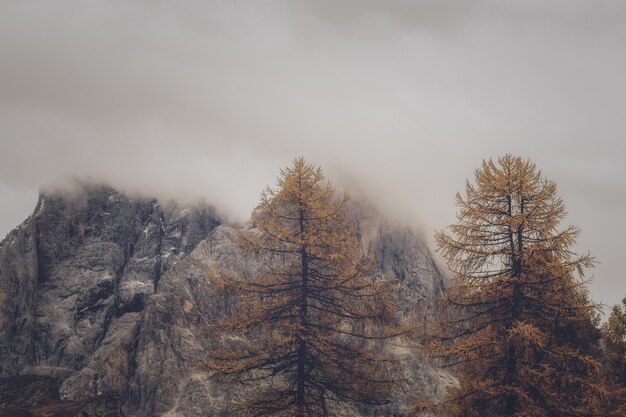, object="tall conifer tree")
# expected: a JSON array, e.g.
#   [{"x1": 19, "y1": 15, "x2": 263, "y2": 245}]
[
  {"x1": 423, "y1": 154, "x2": 604, "y2": 417},
  {"x1": 207, "y1": 158, "x2": 400, "y2": 417}
]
